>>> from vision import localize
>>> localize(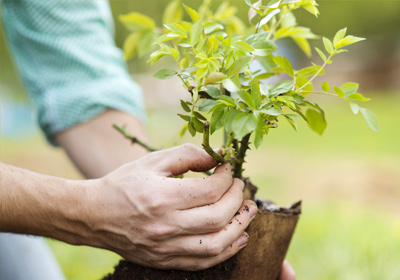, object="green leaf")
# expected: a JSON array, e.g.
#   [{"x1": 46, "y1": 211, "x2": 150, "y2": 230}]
[
  {"x1": 193, "y1": 111, "x2": 207, "y2": 121},
  {"x1": 282, "y1": 56, "x2": 294, "y2": 77},
  {"x1": 204, "y1": 22, "x2": 224, "y2": 34},
  {"x1": 321, "y1": 81, "x2": 330, "y2": 92},
  {"x1": 259, "y1": 107, "x2": 283, "y2": 116},
  {"x1": 164, "y1": 23, "x2": 186, "y2": 34},
  {"x1": 225, "y1": 109, "x2": 240, "y2": 134},
  {"x1": 315, "y1": 47, "x2": 327, "y2": 62},
  {"x1": 187, "y1": 119, "x2": 196, "y2": 136},
  {"x1": 191, "y1": 117, "x2": 204, "y2": 133},
  {"x1": 178, "y1": 123, "x2": 188, "y2": 138},
  {"x1": 163, "y1": 0, "x2": 183, "y2": 24},
  {"x1": 177, "y1": 114, "x2": 190, "y2": 121},
  {"x1": 199, "y1": 99, "x2": 219, "y2": 112},
  {"x1": 237, "y1": 90, "x2": 255, "y2": 109},
  {"x1": 293, "y1": 37, "x2": 311, "y2": 57},
  {"x1": 137, "y1": 30, "x2": 156, "y2": 57},
  {"x1": 284, "y1": 115, "x2": 298, "y2": 131},
  {"x1": 296, "y1": 64, "x2": 324, "y2": 78},
  {"x1": 340, "y1": 82, "x2": 359, "y2": 97},
  {"x1": 269, "y1": 80, "x2": 295, "y2": 97},
  {"x1": 251, "y1": 80, "x2": 262, "y2": 109},
  {"x1": 119, "y1": 13, "x2": 156, "y2": 32},
  {"x1": 217, "y1": 96, "x2": 237, "y2": 107},
  {"x1": 333, "y1": 27, "x2": 347, "y2": 46},
  {"x1": 234, "y1": 41, "x2": 255, "y2": 52},
  {"x1": 210, "y1": 107, "x2": 227, "y2": 134},
  {"x1": 335, "y1": 36, "x2": 365, "y2": 49},
  {"x1": 123, "y1": 33, "x2": 140, "y2": 60},
  {"x1": 348, "y1": 101, "x2": 360, "y2": 114},
  {"x1": 180, "y1": 100, "x2": 191, "y2": 112},
  {"x1": 205, "y1": 85, "x2": 221, "y2": 98},
  {"x1": 333, "y1": 86, "x2": 345, "y2": 97},
  {"x1": 183, "y1": 3, "x2": 200, "y2": 22},
  {"x1": 190, "y1": 20, "x2": 203, "y2": 45},
  {"x1": 306, "y1": 109, "x2": 327, "y2": 136},
  {"x1": 244, "y1": 31, "x2": 269, "y2": 46},
  {"x1": 347, "y1": 93, "x2": 371, "y2": 102},
  {"x1": 232, "y1": 112, "x2": 257, "y2": 139},
  {"x1": 266, "y1": 0, "x2": 281, "y2": 8},
  {"x1": 243, "y1": 0, "x2": 254, "y2": 6},
  {"x1": 222, "y1": 78, "x2": 240, "y2": 93},
  {"x1": 252, "y1": 40, "x2": 278, "y2": 56},
  {"x1": 226, "y1": 56, "x2": 252, "y2": 77},
  {"x1": 322, "y1": 37, "x2": 334, "y2": 54},
  {"x1": 258, "y1": 9, "x2": 280, "y2": 28},
  {"x1": 360, "y1": 108, "x2": 381, "y2": 133},
  {"x1": 154, "y1": 69, "x2": 177, "y2": 80},
  {"x1": 205, "y1": 72, "x2": 227, "y2": 85},
  {"x1": 254, "y1": 115, "x2": 264, "y2": 149}
]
